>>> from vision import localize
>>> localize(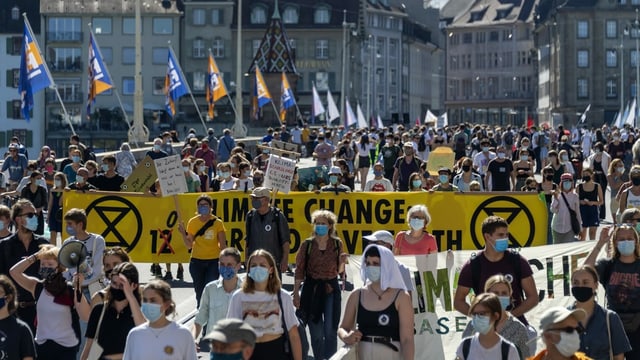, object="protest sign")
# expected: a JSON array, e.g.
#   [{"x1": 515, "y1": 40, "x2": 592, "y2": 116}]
[
  {"x1": 154, "y1": 155, "x2": 188, "y2": 196},
  {"x1": 264, "y1": 154, "x2": 297, "y2": 194}
]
